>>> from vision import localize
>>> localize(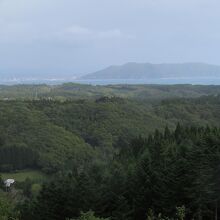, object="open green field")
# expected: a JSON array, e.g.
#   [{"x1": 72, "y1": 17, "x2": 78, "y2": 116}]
[{"x1": 1, "y1": 169, "x2": 47, "y2": 182}]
